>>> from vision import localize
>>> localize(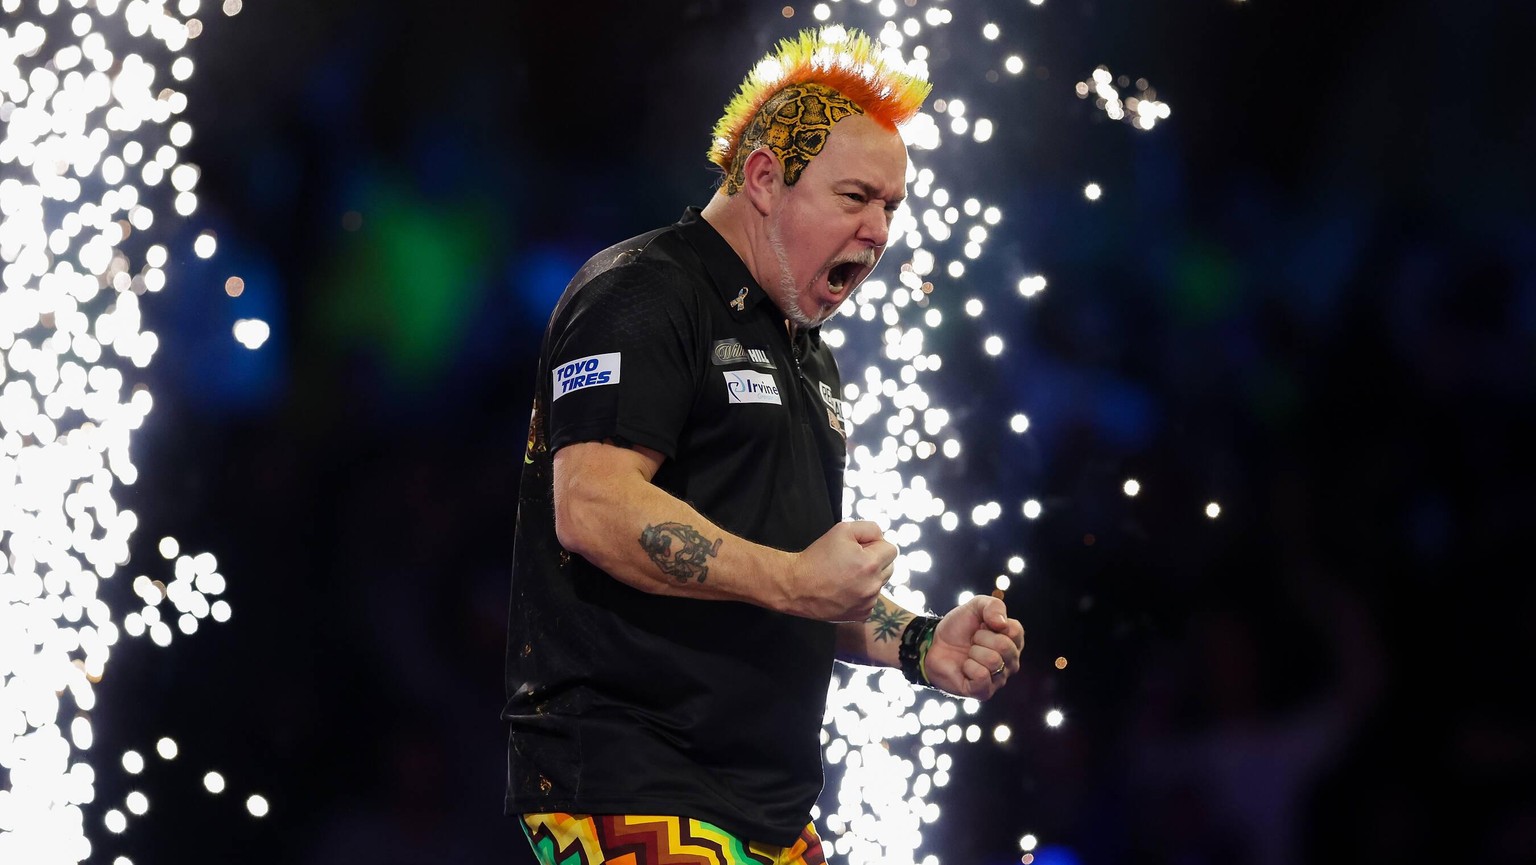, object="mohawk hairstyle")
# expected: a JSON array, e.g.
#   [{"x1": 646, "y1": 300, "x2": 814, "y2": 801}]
[{"x1": 707, "y1": 27, "x2": 932, "y2": 178}]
